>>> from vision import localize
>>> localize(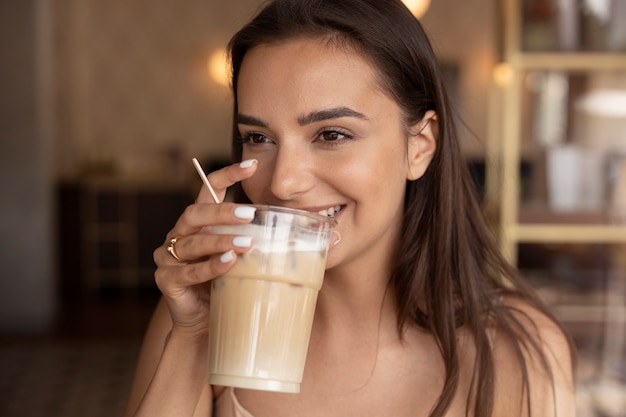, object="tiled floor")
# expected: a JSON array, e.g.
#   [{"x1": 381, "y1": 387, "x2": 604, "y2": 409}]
[
  {"x1": 0, "y1": 338, "x2": 141, "y2": 417},
  {"x1": 0, "y1": 292, "x2": 159, "y2": 417}
]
